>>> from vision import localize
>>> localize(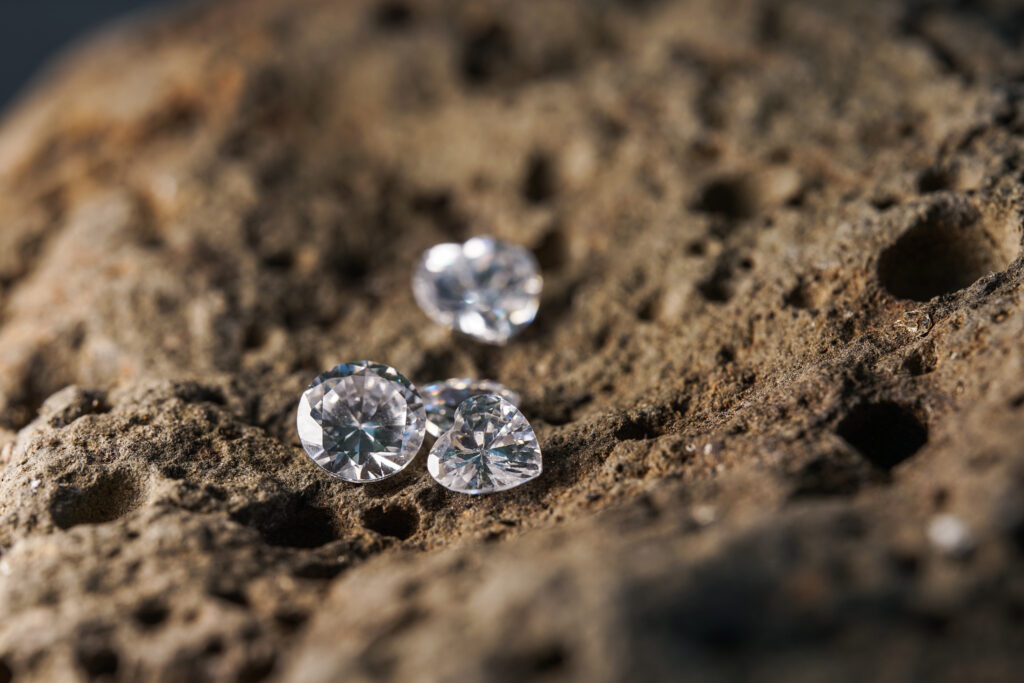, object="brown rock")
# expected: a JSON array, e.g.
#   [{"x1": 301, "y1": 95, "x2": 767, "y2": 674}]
[{"x1": 2, "y1": 0, "x2": 1024, "y2": 680}]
